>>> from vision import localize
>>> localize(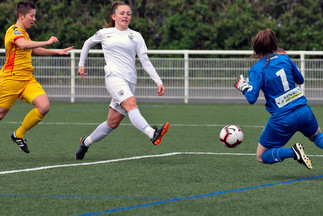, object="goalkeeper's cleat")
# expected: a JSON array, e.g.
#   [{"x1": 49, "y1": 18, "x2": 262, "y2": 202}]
[
  {"x1": 75, "y1": 137, "x2": 88, "y2": 160},
  {"x1": 151, "y1": 122, "x2": 169, "y2": 145},
  {"x1": 292, "y1": 143, "x2": 312, "y2": 170},
  {"x1": 11, "y1": 132, "x2": 30, "y2": 154}
]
